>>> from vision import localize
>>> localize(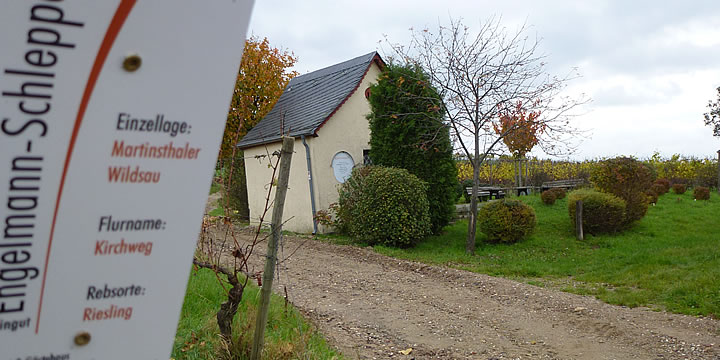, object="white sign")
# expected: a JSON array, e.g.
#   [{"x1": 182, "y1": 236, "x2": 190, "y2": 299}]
[
  {"x1": 0, "y1": 1, "x2": 253, "y2": 358},
  {"x1": 331, "y1": 152, "x2": 355, "y2": 183}
]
